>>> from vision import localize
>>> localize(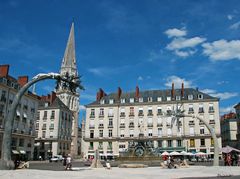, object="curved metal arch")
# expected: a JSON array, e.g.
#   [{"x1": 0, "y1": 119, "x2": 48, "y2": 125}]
[{"x1": 1, "y1": 73, "x2": 61, "y2": 162}]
